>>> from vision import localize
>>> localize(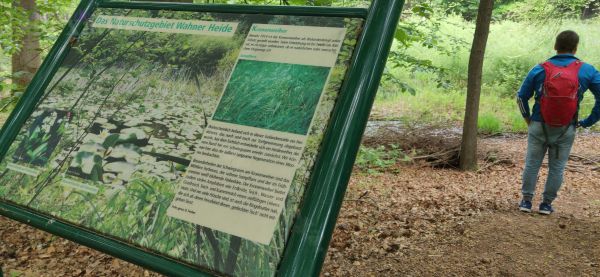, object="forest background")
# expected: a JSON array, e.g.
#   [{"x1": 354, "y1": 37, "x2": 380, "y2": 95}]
[
  {"x1": 3, "y1": 0, "x2": 600, "y2": 134},
  {"x1": 1, "y1": 1, "x2": 600, "y2": 275},
  {"x1": 3, "y1": 0, "x2": 600, "y2": 137}
]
